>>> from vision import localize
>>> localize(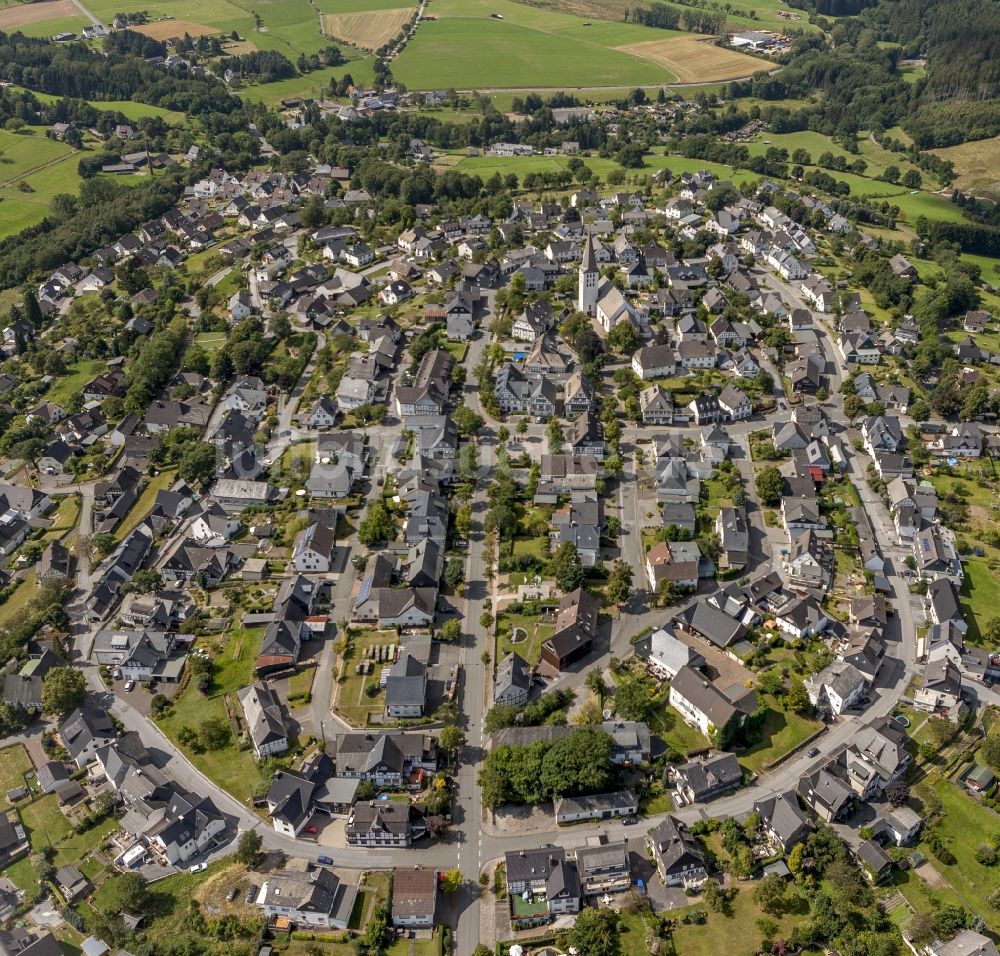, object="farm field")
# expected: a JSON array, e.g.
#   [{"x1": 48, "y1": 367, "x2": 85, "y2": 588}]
[
  {"x1": 7, "y1": 86, "x2": 185, "y2": 122},
  {"x1": 391, "y1": 0, "x2": 678, "y2": 89},
  {"x1": 133, "y1": 18, "x2": 219, "y2": 39},
  {"x1": 0, "y1": 0, "x2": 78, "y2": 30},
  {"x1": 84, "y1": 0, "x2": 331, "y2": 56},
  {"x1": 0, "y1": 128, "x2": 82, "y2": 240},
  {"x1": 514, "y1": 0, "x2": 819, "y2": 34},
  {"x1": 323, "y1": 6, "x2": 413, "y2": 51},
  {"x1": 618, "y1": 34, "x2": 771, "y2": 83},
  {"x1": 239, "y1": 58, "x2": 375, "y2": 102},
  {"x1": 15, "y1": 14, "x2": 89, "y2": 37},
  {"x1": 931, "y1": 135, "x2": 1000, "y2": 199}
]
